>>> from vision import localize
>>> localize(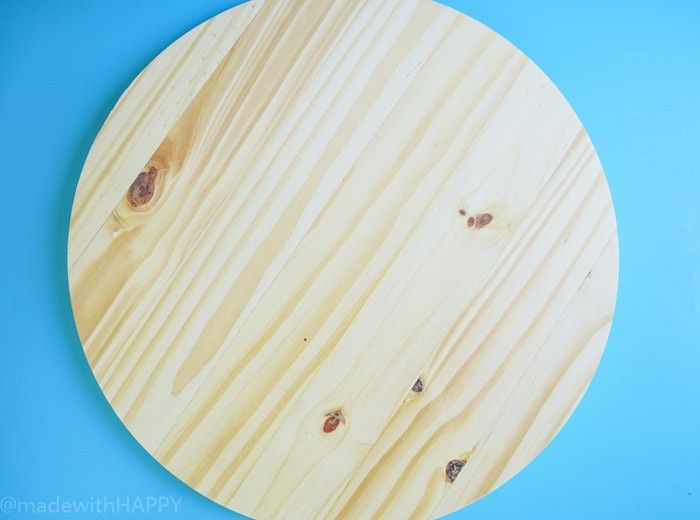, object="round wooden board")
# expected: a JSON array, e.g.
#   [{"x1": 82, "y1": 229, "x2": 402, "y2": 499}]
[{"x1": 68, "y1": 1, "x2": 618, "y2": 518}]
